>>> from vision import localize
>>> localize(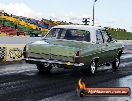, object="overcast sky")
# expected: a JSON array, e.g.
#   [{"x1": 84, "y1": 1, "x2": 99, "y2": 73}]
[{"x1": 0, "y1": 0, "x2": 132, "y2": 32}]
